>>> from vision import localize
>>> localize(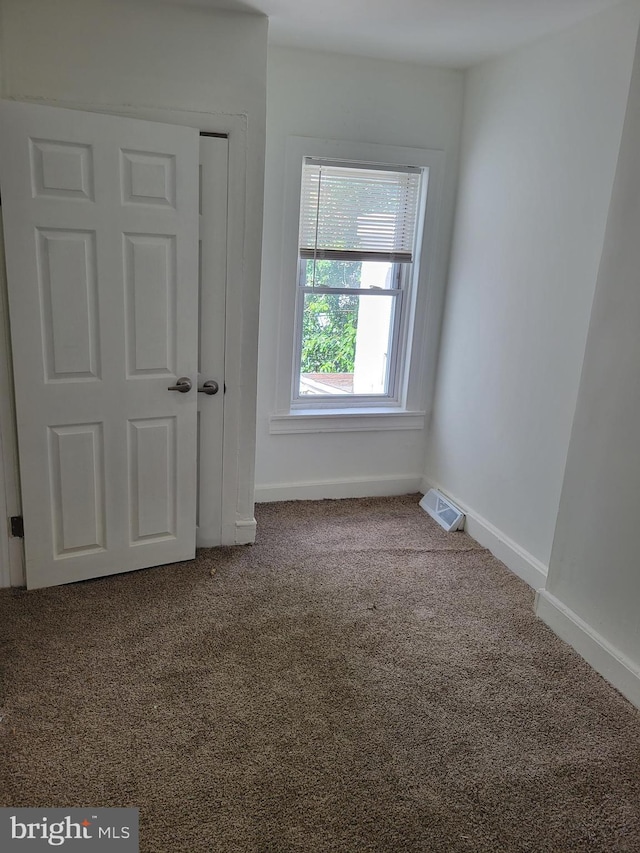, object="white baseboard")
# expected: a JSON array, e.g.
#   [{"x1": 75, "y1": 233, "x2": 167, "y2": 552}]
[
  {"x1": 535, "y1": 589, "x2": 640, "y2": 710},
  {"x1": 254, "y1": 475, "x2": 423, "y2": 503},
  {"x1": 235, "y1": 518, "x2": 257, "y2": 545},
  {"x1": 420, "y1": 477, "x2": 548, "y2": 590}
]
